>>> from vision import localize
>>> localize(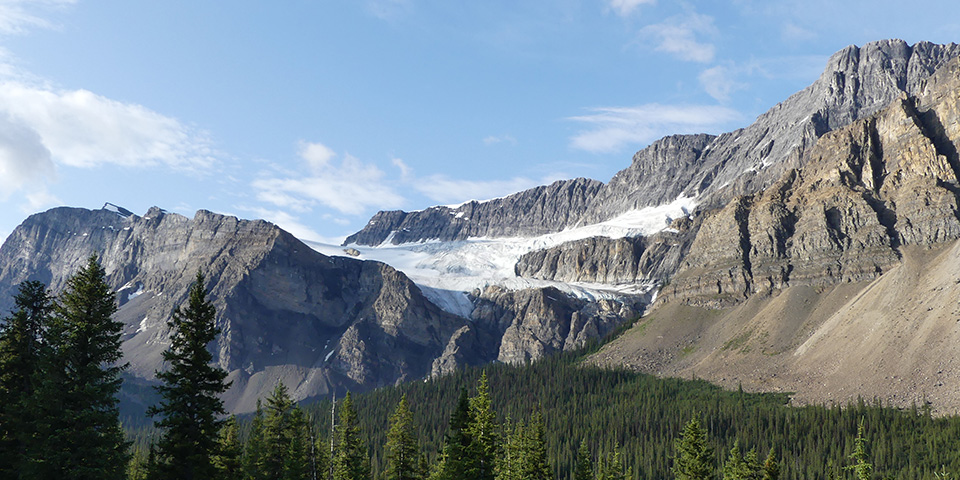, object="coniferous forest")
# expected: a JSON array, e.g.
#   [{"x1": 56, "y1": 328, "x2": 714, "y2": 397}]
[{"x1": 5, "y1": 258, "x2": 960, "y2": 479}]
